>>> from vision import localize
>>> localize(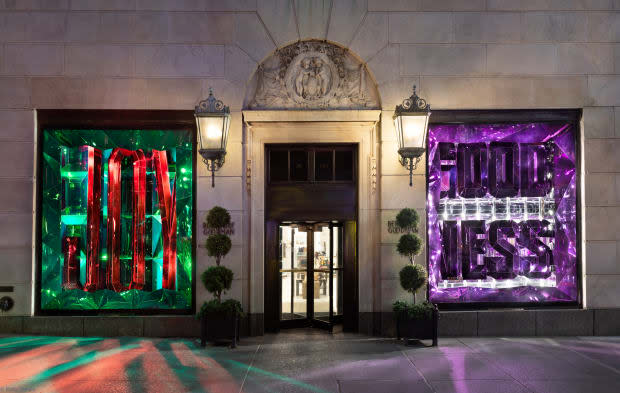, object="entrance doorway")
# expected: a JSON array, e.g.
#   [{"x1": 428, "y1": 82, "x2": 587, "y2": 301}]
[
  {"x1": 279, "y1": 222, "x2": 343, "y2": 330},
  {"x1": 264, "y1": 144, "x2": 358, "y2": 333}
]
